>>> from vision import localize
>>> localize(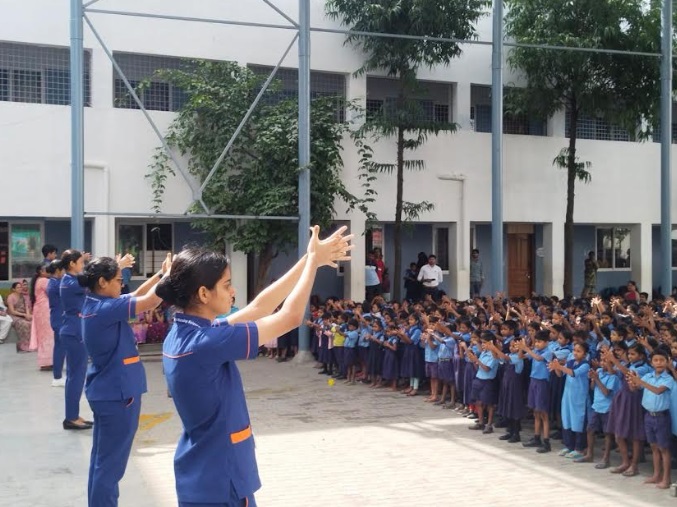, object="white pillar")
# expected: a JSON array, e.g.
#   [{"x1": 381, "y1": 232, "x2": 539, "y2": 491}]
[
  {"x1": 227, "y1": 244, "x2": 248, "y2": 306},
  {"x1": 630, "y1": 222, "x2": 652, "y2": 298},
  {"x1": 345, "y1": 215, "x2": 366, "y2": 302},
  {"x1": 346, "y1": 73, "x2": 367, "y2": 125},
  {"x1": 550, "y1": 109, "x2": 566, "y2": 137},
  {"x1": 84, "y1": 164, "x2": 113, "y2": 256},
  {"x1": 454, "y1": 82, "x2": 472, "y2": 131},
  {"x1": 91, "y1": 47, "x2": 113, "y2": 109},
  {"x1": 543, "y1": 221, "x2": 564, "y2": 297},
  {"x1": 449, "y1": 222, "x2": 470, "y2": 299}
]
